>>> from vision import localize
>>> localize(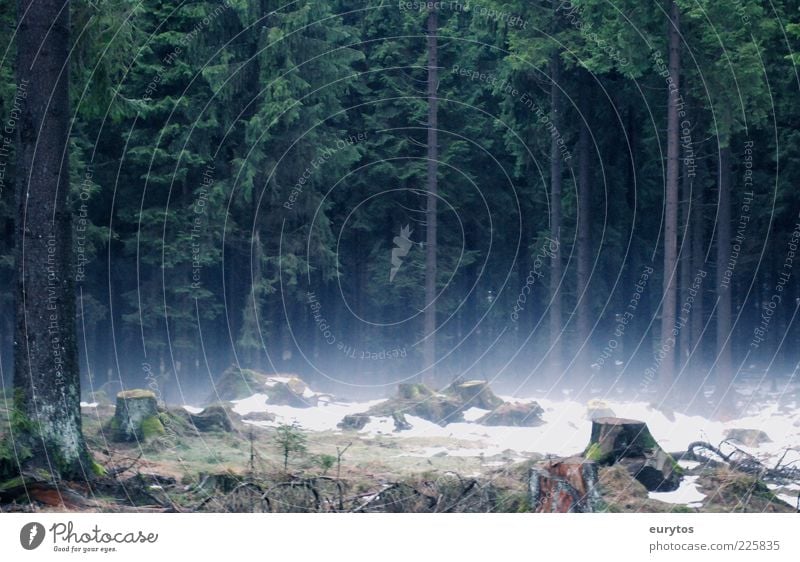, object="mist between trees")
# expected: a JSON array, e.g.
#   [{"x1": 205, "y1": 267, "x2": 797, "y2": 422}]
[{"x1": 0, "y1": 0, "x2": 799, "y2": 414}]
